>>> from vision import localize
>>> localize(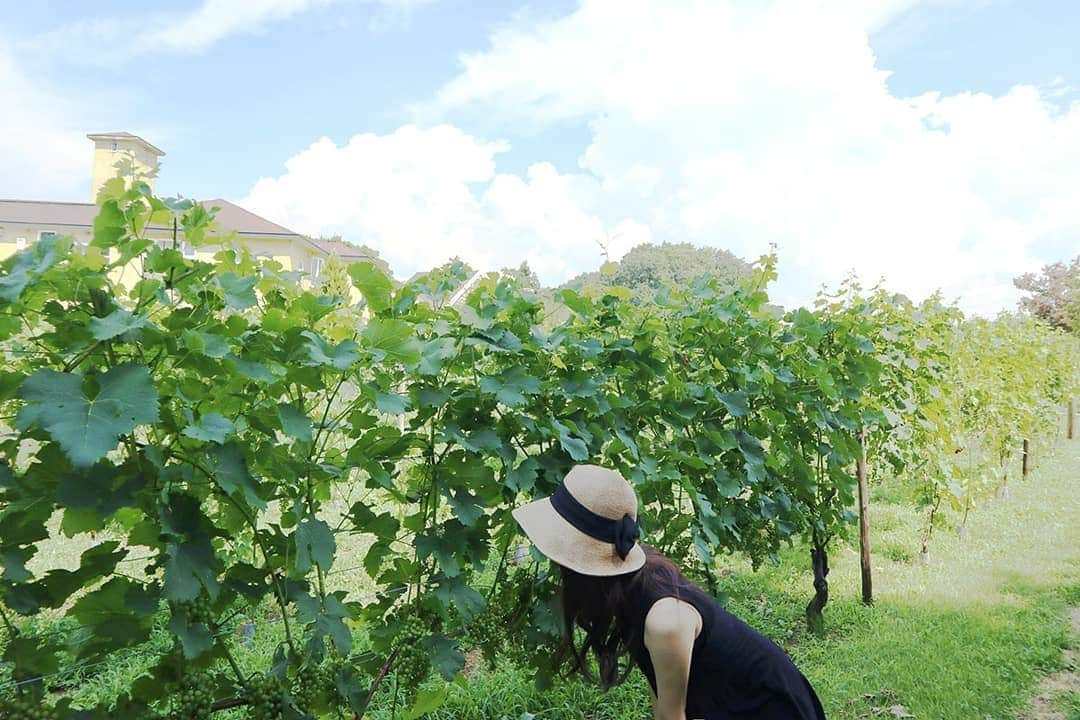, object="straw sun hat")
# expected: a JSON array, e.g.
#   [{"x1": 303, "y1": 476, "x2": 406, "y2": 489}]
[{"x1": 512, "y1": 464, "x2": 646, "y2": 576}]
